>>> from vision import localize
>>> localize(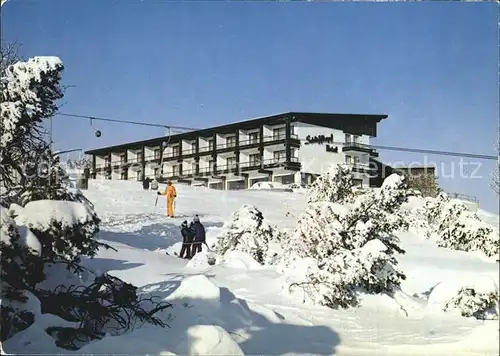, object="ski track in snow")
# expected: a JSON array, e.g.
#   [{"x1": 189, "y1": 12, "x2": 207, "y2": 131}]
[{"x1": 37, "y1": 180, "x2": 499, "y2": 355}]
